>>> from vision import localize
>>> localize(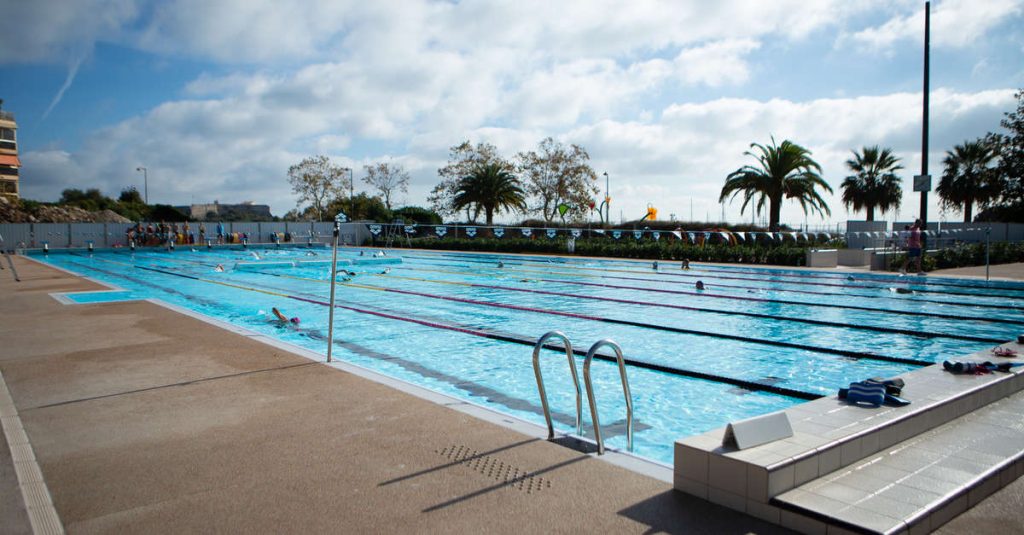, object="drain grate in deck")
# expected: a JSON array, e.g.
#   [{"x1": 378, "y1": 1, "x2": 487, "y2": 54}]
[{"x1": 437, "y1": 444, "x2": 551, "y2": 494}]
